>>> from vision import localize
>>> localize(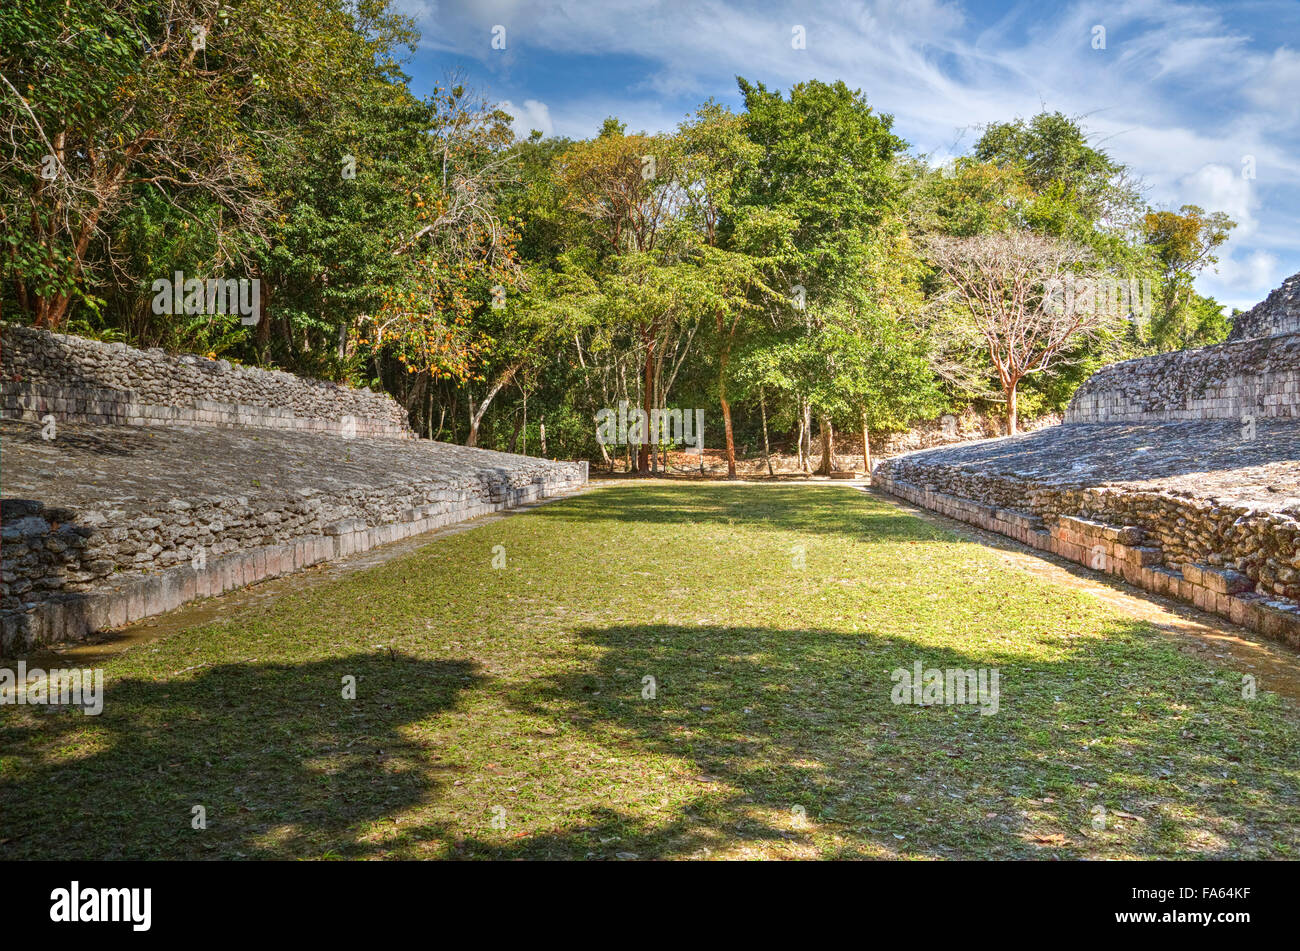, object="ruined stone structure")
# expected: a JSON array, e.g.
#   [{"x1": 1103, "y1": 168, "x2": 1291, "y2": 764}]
[
  {"x1": 2, "y1": 323, "x2": 412, "y2": 438},
  {"x1": 1065, "y1": 334, "x2": 1298, "y2": 424},
  {"x1": 1, "y1": 326, "x2": 587, "y2": 655},
  {"x1": 874, "y1": 274, "x2": 1300, "y2": 647},
  {"x1": 1228, "y1": 272, "x2": 1300, "y2": 342}
]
